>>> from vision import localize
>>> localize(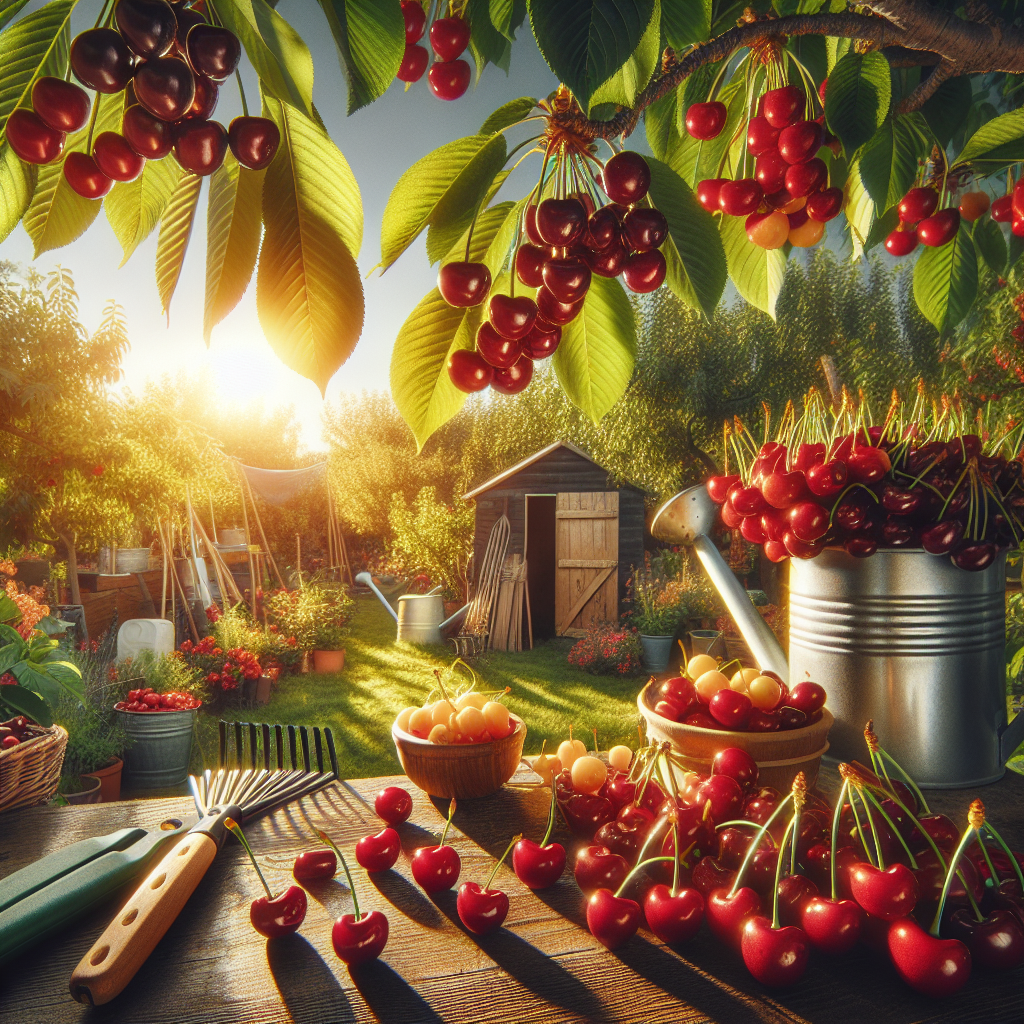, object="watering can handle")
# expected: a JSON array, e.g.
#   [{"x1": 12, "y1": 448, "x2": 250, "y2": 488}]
[
  {"x1": 1000, "y1": 705, "x2": 1024, "y2": 763},
  {"x1": 692, "y1": 535, "x2": 789, "y2": 682}
]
